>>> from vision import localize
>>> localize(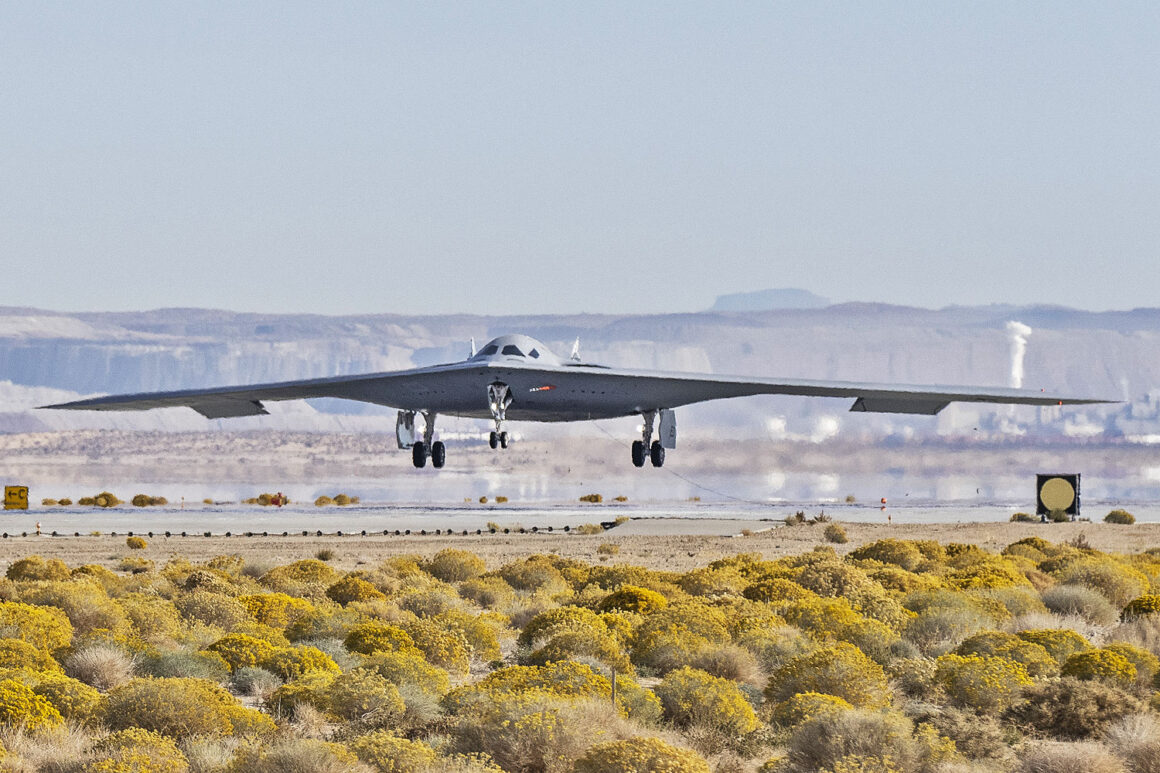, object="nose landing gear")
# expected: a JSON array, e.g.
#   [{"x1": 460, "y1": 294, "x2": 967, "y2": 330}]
[{"x1": 487, "y1": 383, "x2": 512, "y2": 451}]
